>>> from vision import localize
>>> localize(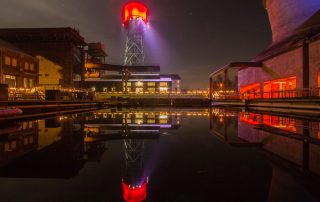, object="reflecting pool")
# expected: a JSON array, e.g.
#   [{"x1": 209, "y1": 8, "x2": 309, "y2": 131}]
[{"x1": 0, "y1": 108, "x2": 319, "y2": 202}]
